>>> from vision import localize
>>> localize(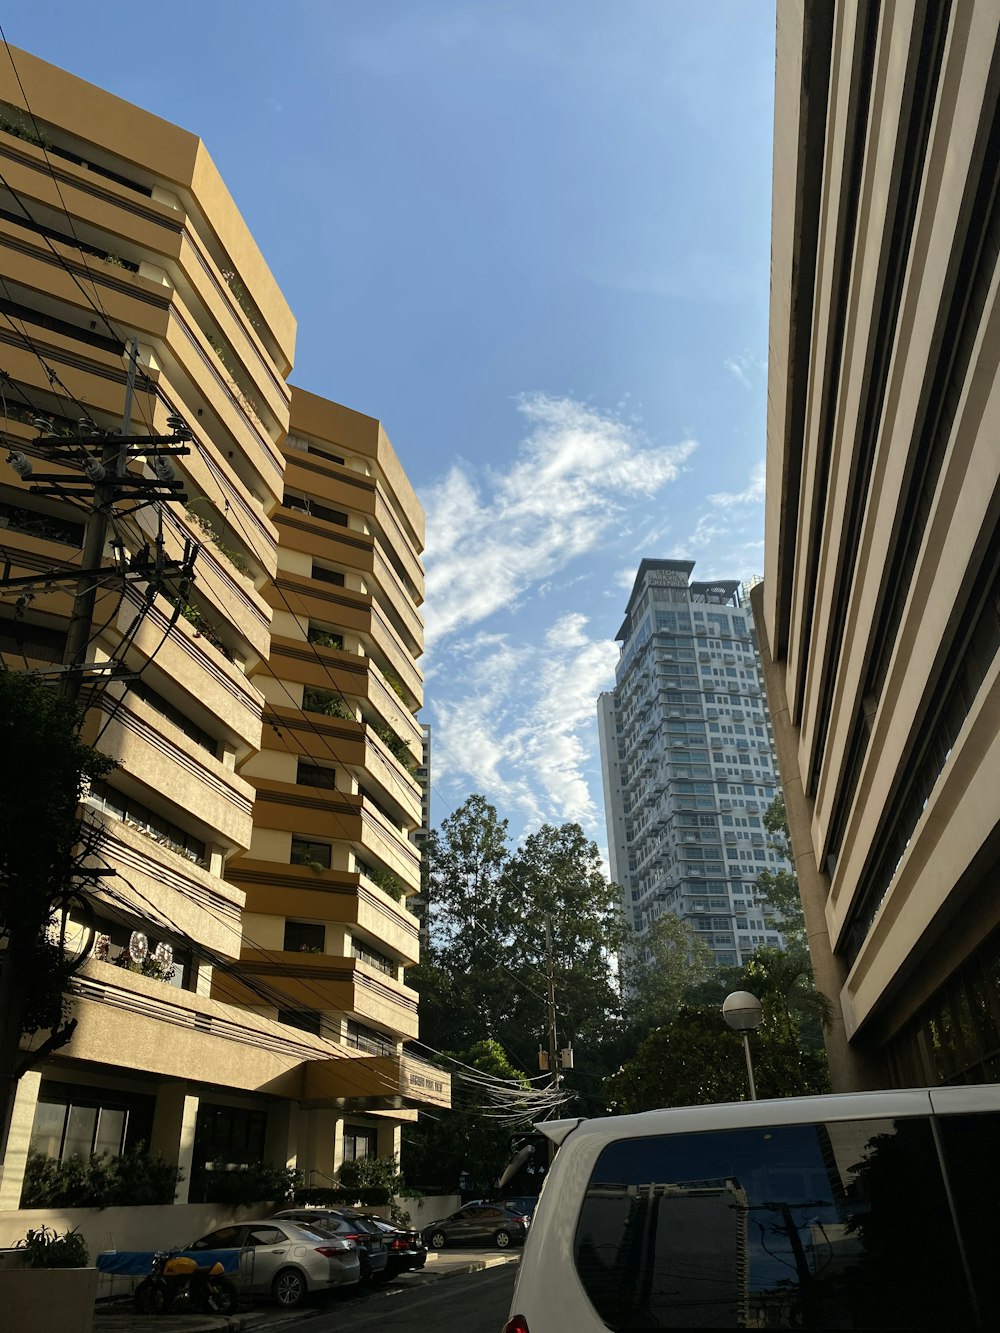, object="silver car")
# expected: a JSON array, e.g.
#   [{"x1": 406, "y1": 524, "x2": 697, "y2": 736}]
[{"x1": 188, "y1": 1218, "x2": 361, "y2": 1307}]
